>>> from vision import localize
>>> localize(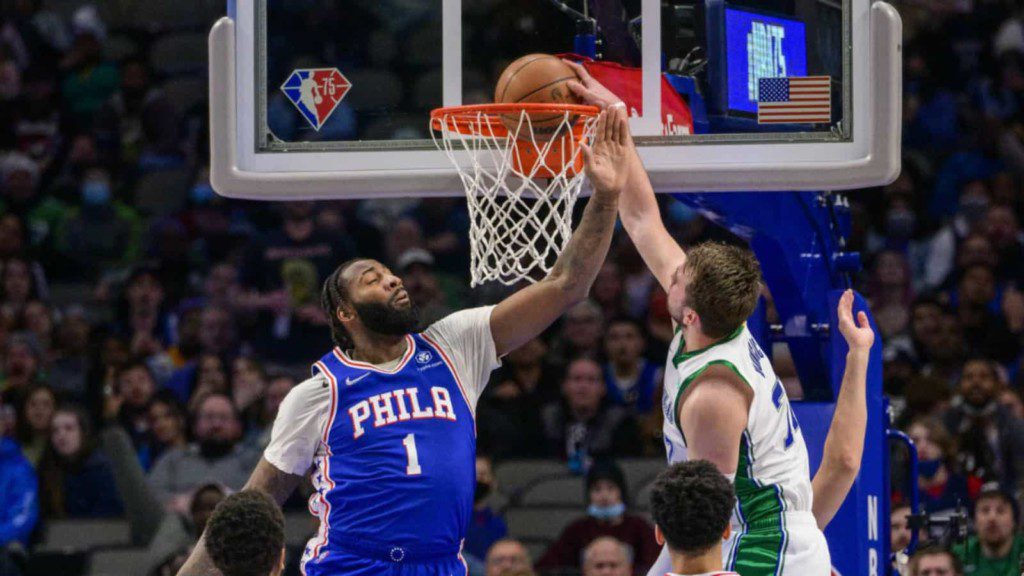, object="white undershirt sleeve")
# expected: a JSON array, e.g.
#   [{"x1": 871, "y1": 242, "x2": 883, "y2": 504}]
[
  {"x1": 263, "y1": 373, "x2": 332, "y2": 476},
  {"x1": 422, "y1": 306, "x2": 501, "y2": 410}
]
